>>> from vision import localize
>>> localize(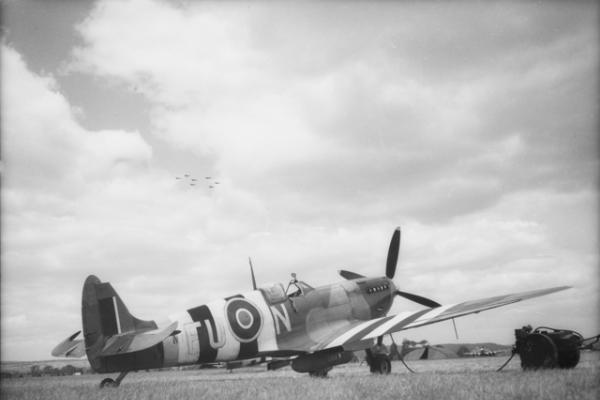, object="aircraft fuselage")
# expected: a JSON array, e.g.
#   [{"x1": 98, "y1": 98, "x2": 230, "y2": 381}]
[{"x1": 114, "y1": 276, "x2": 396, "y2": 371}]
